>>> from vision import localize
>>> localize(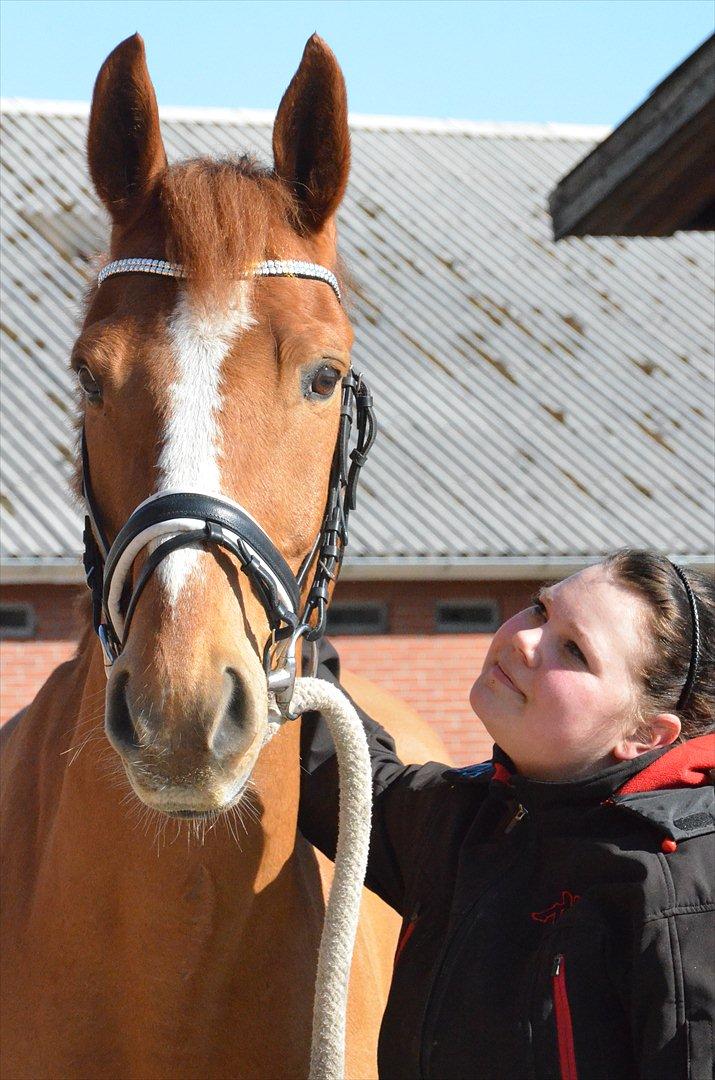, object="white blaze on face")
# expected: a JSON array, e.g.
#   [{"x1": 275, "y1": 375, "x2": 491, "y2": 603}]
[{"x1": 157, "y1": 286, "x2": 255, "y2": 606}]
